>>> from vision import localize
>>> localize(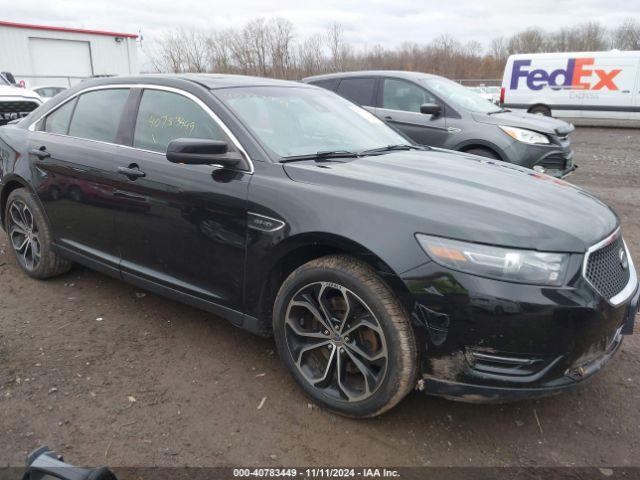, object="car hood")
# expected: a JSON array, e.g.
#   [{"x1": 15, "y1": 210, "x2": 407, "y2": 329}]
[
  {"x1": 472, "y1": 110, "x2": 574, "y2": 136},
  {"x1": 283, "y1": 150, "x2": 617, "y2": 253},
  {"x1": 0, "y1": 85, "x2": 42, "y2": 101}
]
